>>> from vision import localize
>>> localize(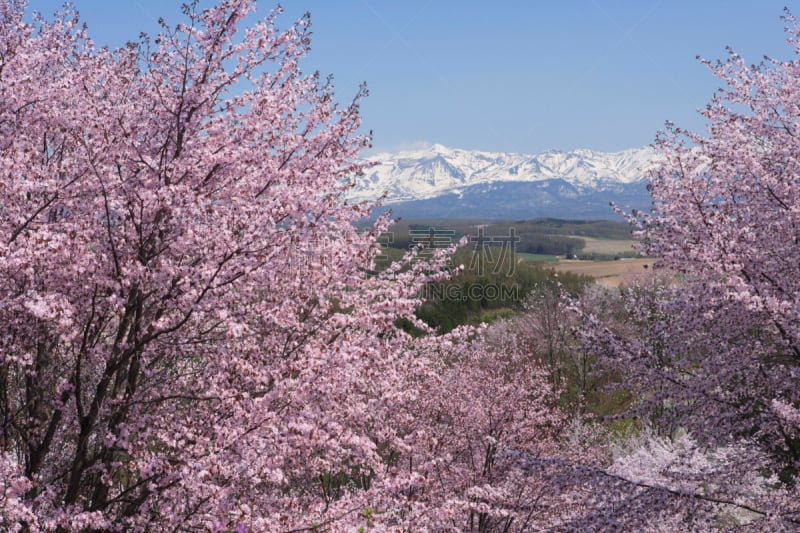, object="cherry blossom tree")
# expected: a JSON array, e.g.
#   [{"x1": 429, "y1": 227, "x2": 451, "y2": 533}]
[
  {"x1": 389, "y1": 330, "x2": 570, "y2": 531},
  {"x1": 0, "y1": 1, "x2": 459, "y2": 529},
  {"x1": 14, "y1": 0, "x2": 800, "y2": 529},
  {"x1": 576, "y1": 9, "x2": 800, "y2": 529},
  {"x1": 377, "y1": 316, "x2": 779, "y2": 532}
]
